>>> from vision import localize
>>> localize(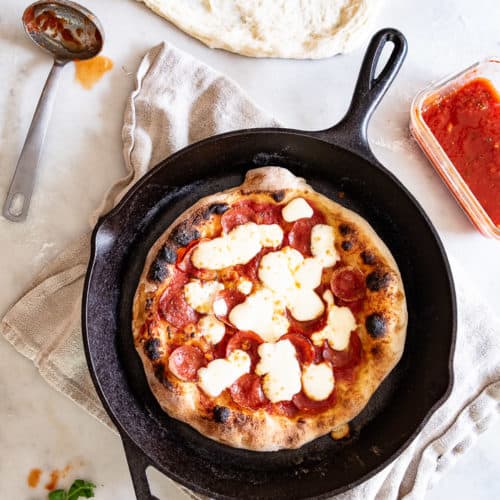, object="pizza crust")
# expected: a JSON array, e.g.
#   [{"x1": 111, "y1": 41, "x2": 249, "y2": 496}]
[
  {"x1": 139, "y1": 0, "x2": 382, "y2": 59},
  {"x1": 133, "y1": 166, "x2": 407, "y2": 451}
]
